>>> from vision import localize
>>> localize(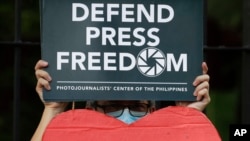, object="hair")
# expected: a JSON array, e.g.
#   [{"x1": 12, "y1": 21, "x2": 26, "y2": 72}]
[
  {"x1": 85, "y1": 100, "x2": 94, "y2": 108},
  {"x1": 85, "y1": 100, "x2": 156, "y2": 108},
  {"x1": 149, "y1": 100, "x2": 155, "y2": 107}
]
